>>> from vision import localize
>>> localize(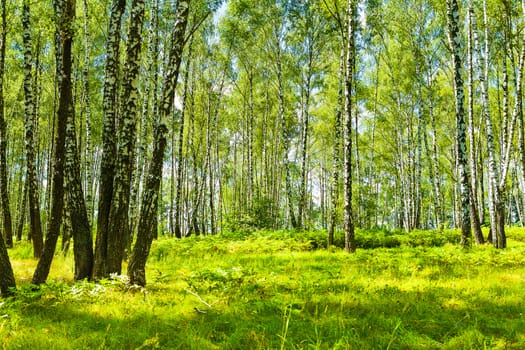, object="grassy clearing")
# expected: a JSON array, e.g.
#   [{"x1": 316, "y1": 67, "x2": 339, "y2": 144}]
[{"x1": 1, "y1": 229, "x2": 525, "y2": 349}]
